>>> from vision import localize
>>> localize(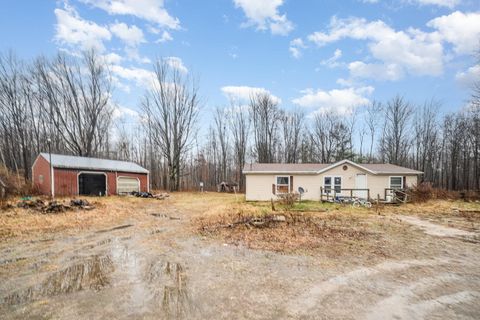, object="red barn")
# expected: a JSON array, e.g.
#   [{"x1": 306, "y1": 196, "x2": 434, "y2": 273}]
[{"x1": 32, "y1": 153, "x2": 149, "y2": 197}]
